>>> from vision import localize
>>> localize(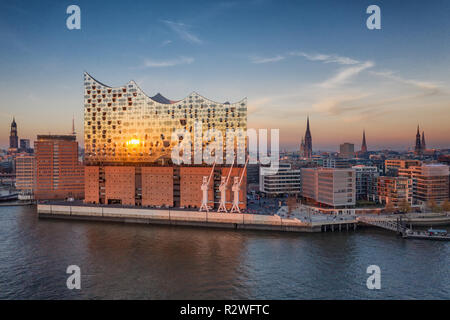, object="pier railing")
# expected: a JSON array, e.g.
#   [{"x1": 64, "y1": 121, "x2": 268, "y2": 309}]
[{"x1": 357, "y1": 216, "x2": 411, "y2": 234}]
